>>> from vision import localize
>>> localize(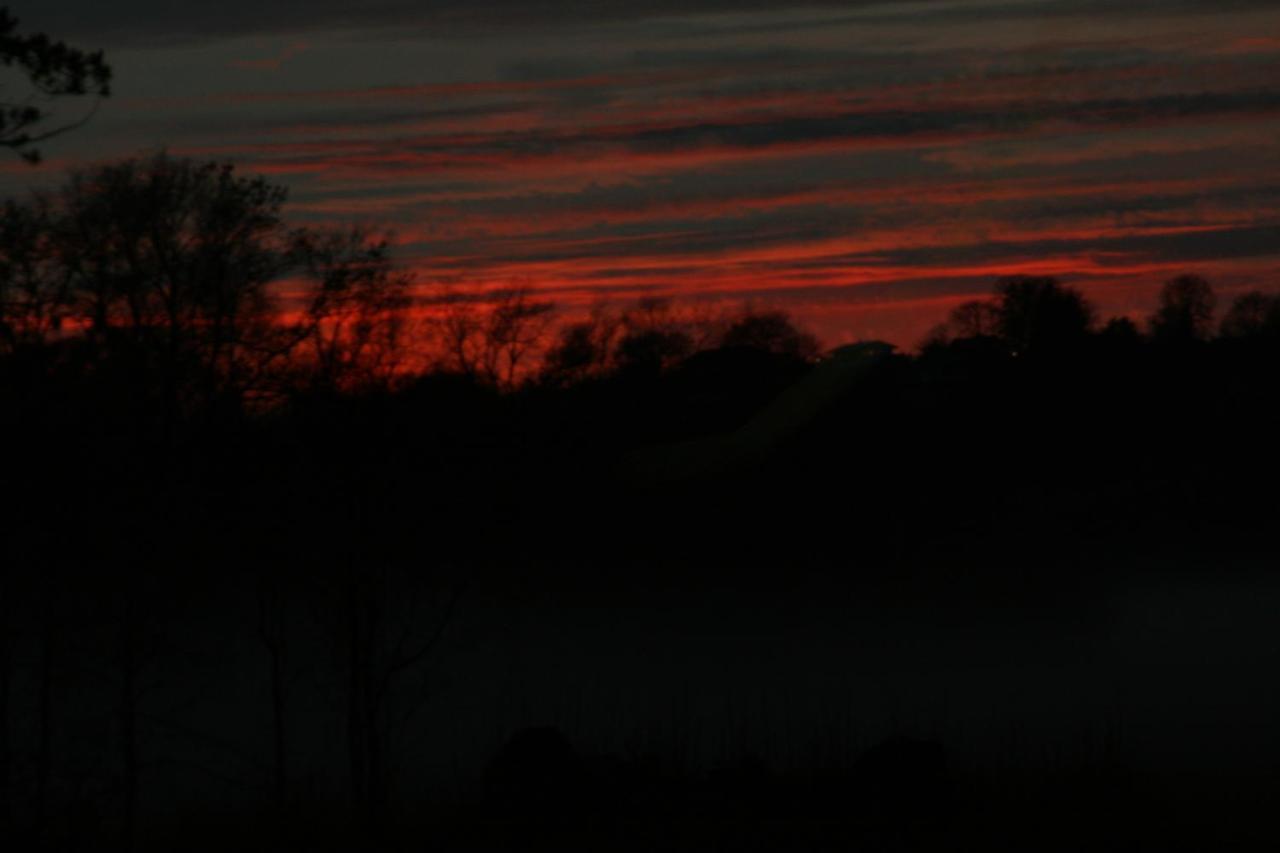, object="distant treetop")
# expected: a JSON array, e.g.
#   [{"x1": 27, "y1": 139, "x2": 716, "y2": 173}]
[{"x1": 1150, "y1": 274, "x2": 1216, "y2": 344}]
